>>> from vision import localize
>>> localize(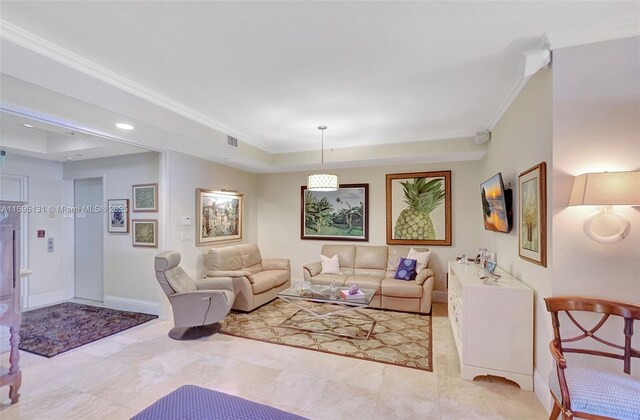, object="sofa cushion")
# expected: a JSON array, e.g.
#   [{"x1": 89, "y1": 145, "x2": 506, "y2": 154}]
[
  {"x1": 267, "y1": 269, "x2": 290, "y2": 287},
  {"x1": 310, "y1": 273, "x2": 349, "y2": 286},
  {"x1": 237, "y1": 244, "x2": 262, "y2": 268},
  {"x1": 354, "y1": 268, "x2": 387, "y2": 278},
  {"x1": 394, "y1": 258, "x2": 417, "y2": 280},
  {"x1": 208, "y1": 246, "x2": 243, "y2": 271},
  {"x1": 355, "y1": 246, "x2": 388, "y2": 270},
  {"x1": 408, "y1": 248, "x2": 431, "y2": 273},
  {"x1": 245, "y1": 262, "x2": 263, "y2": 274},
  {"x1": 250, "y1": 271, "x2": 277, "y2": 294},
  {"x1": 322, "y1": 245, "x2": 356, "y2": 269},
  {"x1": 320, "y1": 254, "x2": 341, "y2": 274},
  {"x1": 382, "y1": 278, "x2": 423, "y2": 298},
  {"x1": 344, "y1": 275, "x2": 383, "y2": 294}
]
